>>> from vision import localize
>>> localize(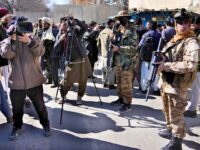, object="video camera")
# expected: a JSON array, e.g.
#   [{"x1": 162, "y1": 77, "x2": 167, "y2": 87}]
[
  {"x1": 60, "y1": 16, "x2": 75, "y2": 26},
  {"x1": 7, "y1": 16, "x2": 33, "y2": 36}
]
